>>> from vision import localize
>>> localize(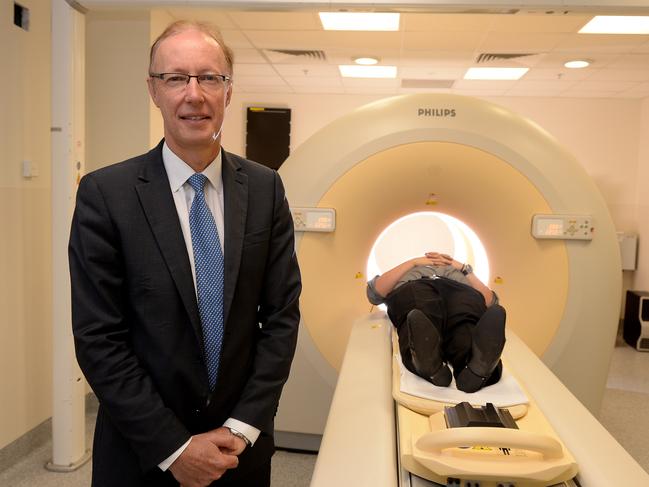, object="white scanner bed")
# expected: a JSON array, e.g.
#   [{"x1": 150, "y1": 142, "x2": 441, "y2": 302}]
[{"x1": 310, "y1": 316, "x2": 649, "y2": 487}]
